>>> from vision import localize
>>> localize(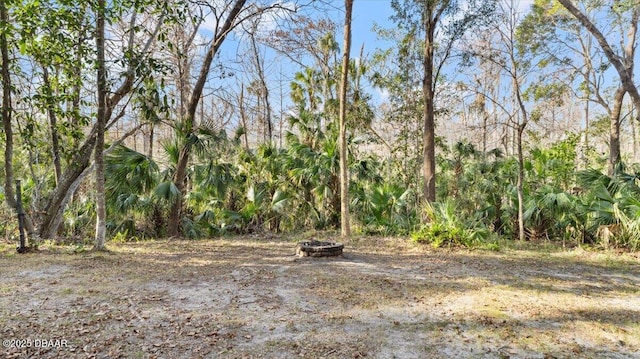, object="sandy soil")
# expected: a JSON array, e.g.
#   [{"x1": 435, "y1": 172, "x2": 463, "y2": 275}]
[{"x1": 1, "y1": 236, "x2": 639, "y2": 358}]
